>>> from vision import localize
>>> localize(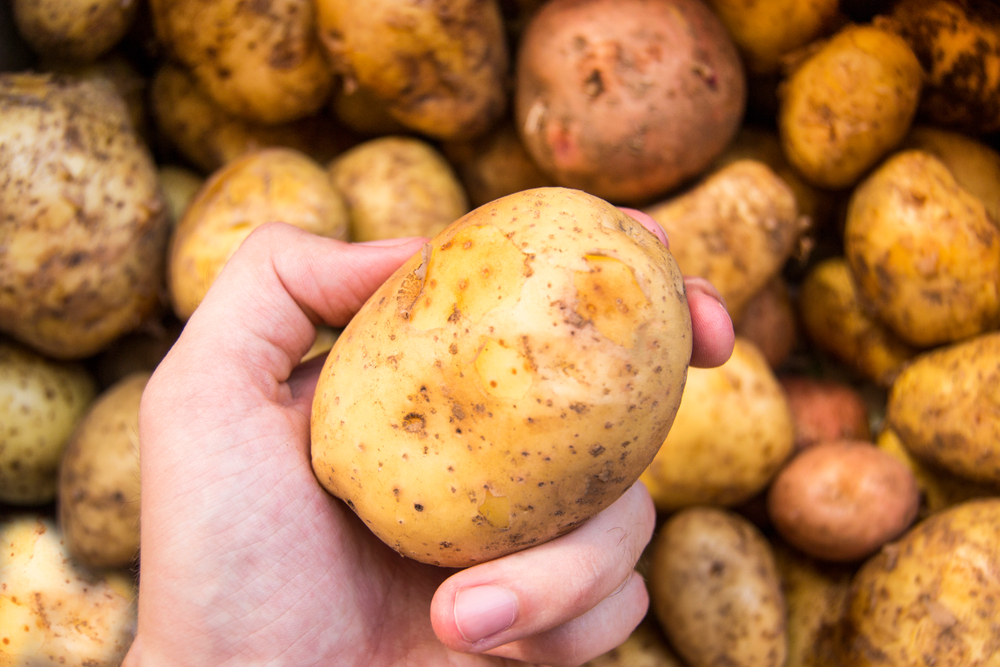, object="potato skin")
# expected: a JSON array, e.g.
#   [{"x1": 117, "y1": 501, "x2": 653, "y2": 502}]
[
  {"x1": 0, "y1": 74, "x2": 170, "y2": 359},
  {"x1": 12, "y1": 0, "x2": 137, "y2": 62},
  {"x1": 58, "y1": 372, "x2": 147, "y2": 569},
  {"x1": 311, "y1": 187, "x2": 692, "y2": 566},
  {"x1": 648, "y1": 507, "x2": 787, "y2": 667},
  {"x1": 735, "y1": 276, "x2": 798, "y2": 369},
  {"x1": 778, "y1": 24, "x2": 922, "y2": 189},
  {"x1": 583, "y1": 621, "x2": 684, "y2": 667},
  {"x1": 779, "y1": 375, "x2": 871, "y2": 451},
  {"x1": 515, "y1": 0, "x2": 746, "y2": 204},
  {"x1": 886, "y1": 332, "x2": 1000, "y2": 486},
  {"x1": 767, "y1": 440, "x2": 920, "y2": 562},
  {"x1": 0, "y1": 341, "x2": 97, "y2": 505},
  {"x1": 845, "y1": 150, "x2": 1000, "y2": 348},
  {"x1": 840, "y1": 499, "x2": 1000, "y2": 666}
]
